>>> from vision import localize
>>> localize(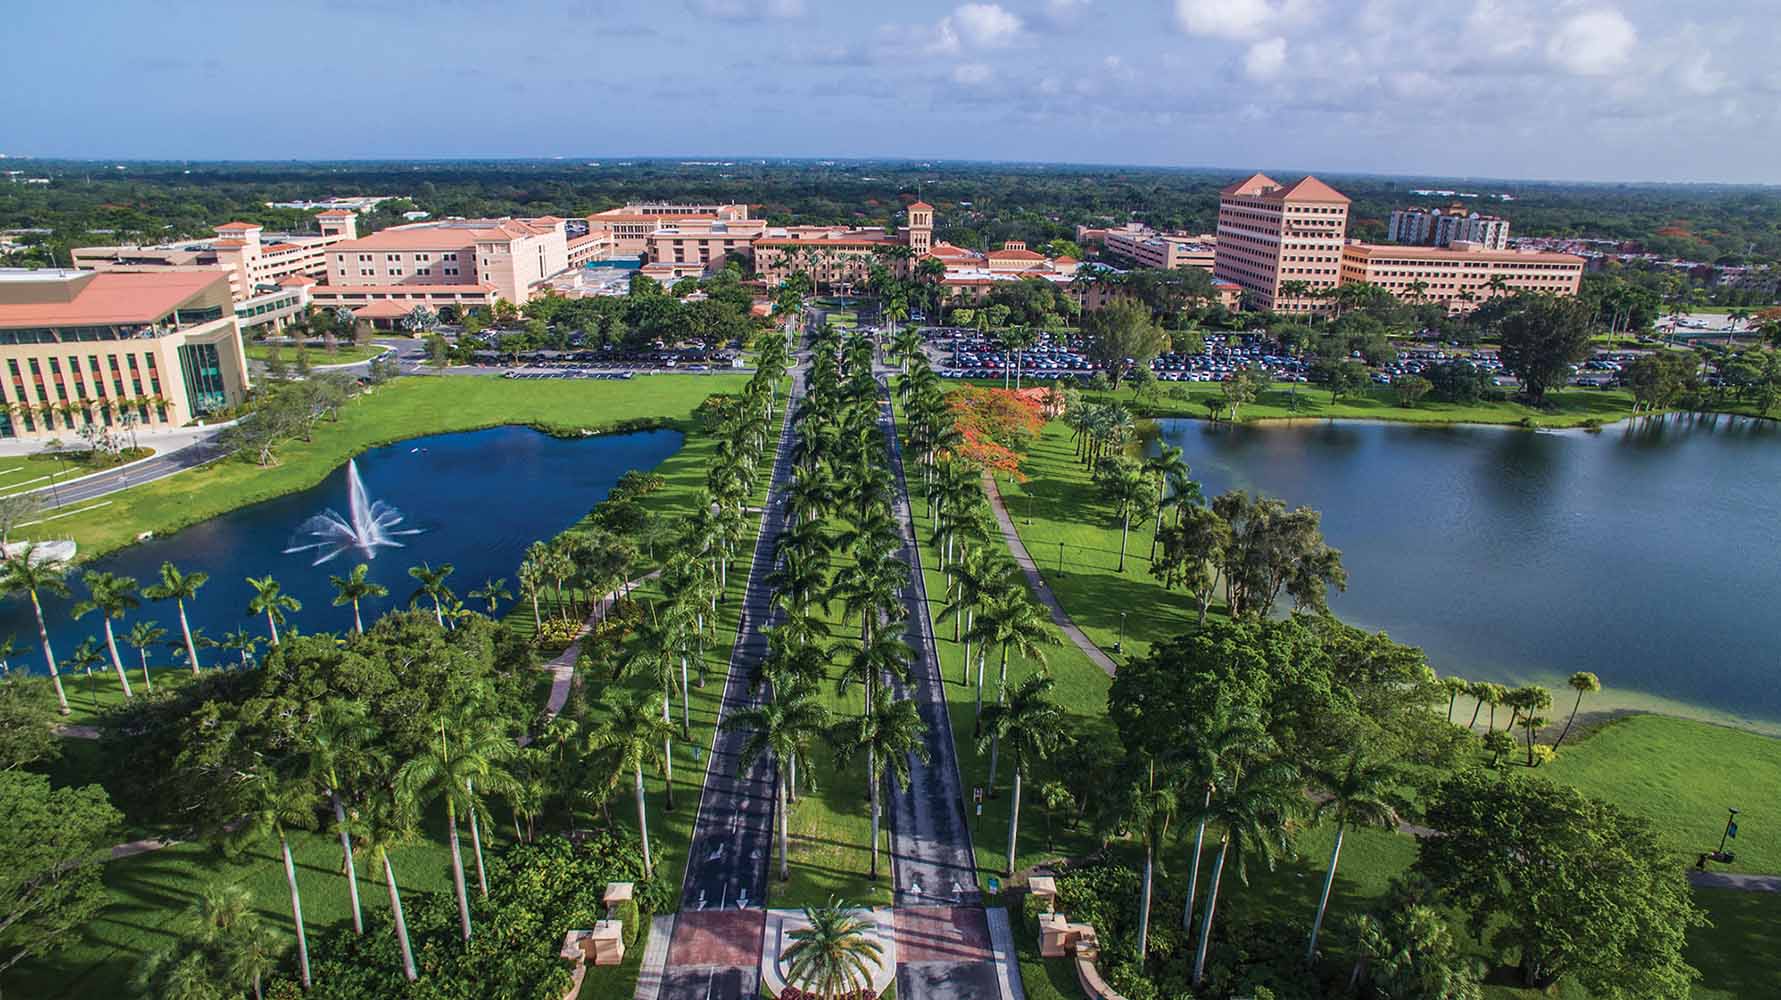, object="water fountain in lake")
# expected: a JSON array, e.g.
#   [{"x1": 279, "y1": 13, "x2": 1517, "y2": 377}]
[{"x1": 284, "y1": 459, "x2": 423, "y2": 565}]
